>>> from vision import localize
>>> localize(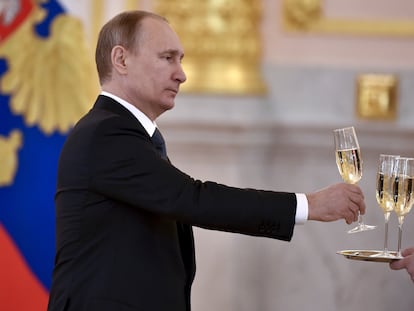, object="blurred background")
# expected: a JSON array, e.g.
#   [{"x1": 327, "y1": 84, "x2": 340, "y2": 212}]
[{"x1": 1, "y1": 0, "x2": 413, "y2": 310}]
